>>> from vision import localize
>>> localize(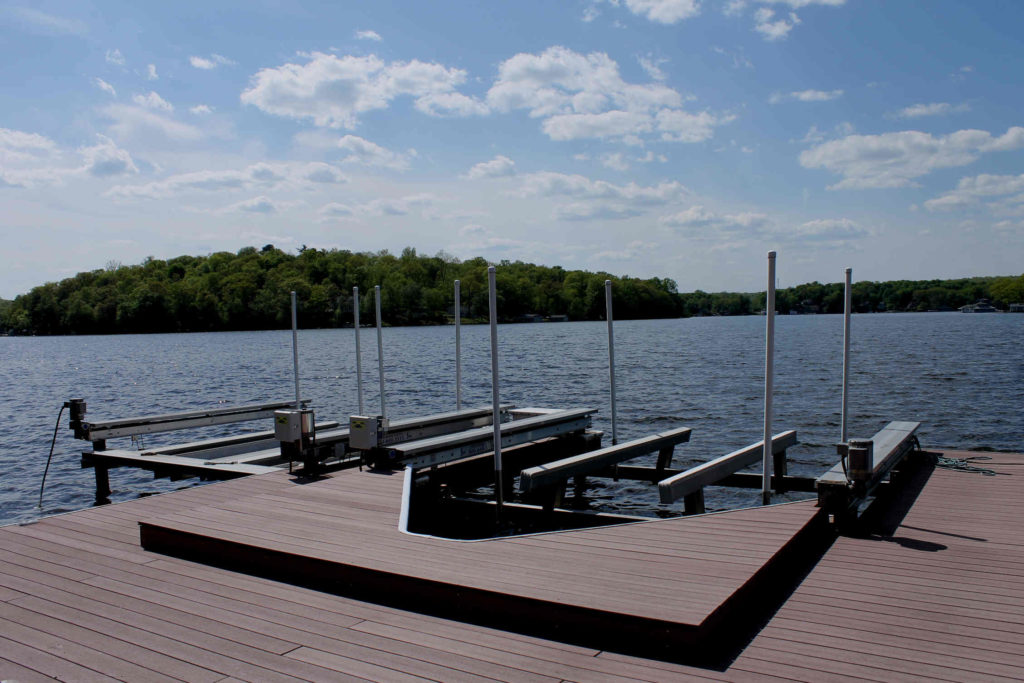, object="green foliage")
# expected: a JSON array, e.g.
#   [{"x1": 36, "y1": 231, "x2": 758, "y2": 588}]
[{"x1": 0, "y1": 249, "x2": 1018, "y2": 335}]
